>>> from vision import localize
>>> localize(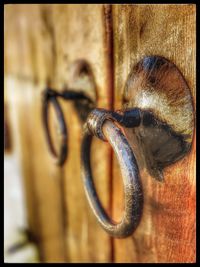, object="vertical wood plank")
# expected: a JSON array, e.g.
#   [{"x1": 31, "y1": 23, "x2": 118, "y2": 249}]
[
  {"x1": 5, "y1": 4, "x2": 114, "y2": 262},
  {"x1": 4, "y1": 5, "x2": 67, "y2": 262},
  {"x1": 51, "y1": 4, "x2": 113, "y2": 262},
  {"x1": 112, "y1": 4, "x2": 196, "y2": 263}
]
